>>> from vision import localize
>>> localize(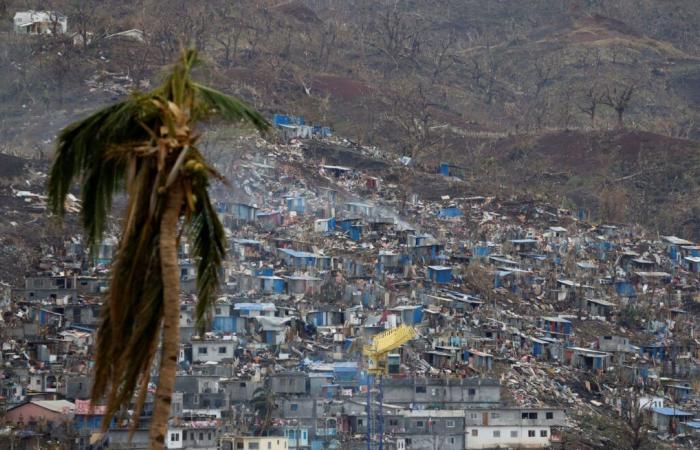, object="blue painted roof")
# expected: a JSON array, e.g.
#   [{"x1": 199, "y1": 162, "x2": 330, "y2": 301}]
[
  {"x1": 333, "y1": 362, "x2": 358, "y2": 369},
  {"x1": 652, "y1": 407, "x2": 694, "y2": 416},
  {"x1": 234, "y1": 303, "x2": 276, "y2": 311},
  {"x1": 232, "y1": 238, "x2": 262, "y2": 245},
  {"x1": 278, "y1": 248, "x2": 319, "y2": 258}
]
